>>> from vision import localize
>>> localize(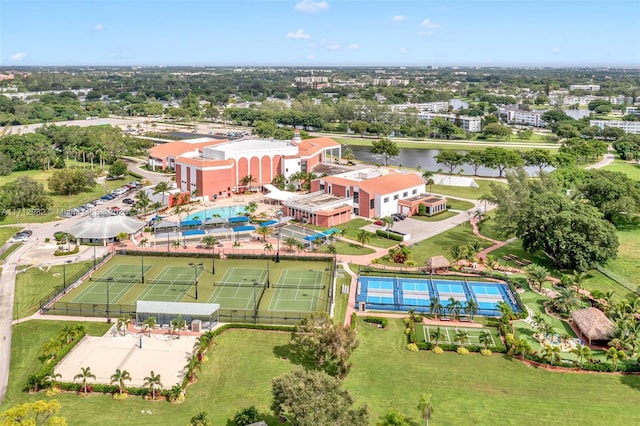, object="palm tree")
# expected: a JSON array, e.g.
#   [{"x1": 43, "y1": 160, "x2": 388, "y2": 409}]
[
  {"x1": 41, "y1": 338, "x2": 62, "y2": 363},
  {"x1": 201, "y1": 235, "x2": 218, "y2": 249},
  {"x1": 135, "y1": 190, "x2": 151, "y2": 214},
  {"x1": 255, "y1": 225, "x2": 272, "y2": 241},
  {"x1": 284, "y1": 236, "x2": 298, "y2": 252},
  {"x1": 357, "y1": 230, "x2": 370, "y2": 248},
  {"x1": 417, "y1": 393, "x2": 434, "y2": 426},
  {"x1": 465, "y1": 240, "x2": 483, "y2": 262},
  {"x1": 172, "y1": 239, "x2": 182, "y2": 252},
  {"x1": 45, "y1": 372, "x2": 62, "y2": 390},
  {"x1": 184, "y1": 354, "x2": 201, "y2": 381},
  {"x1": 571, "y1": 343, "x2": 592, "y2": 368},
  {"x1": 382, "y1": 216, "x2": 394, "y2": 238},
  {"x1": 553, "y1": 287, "x2": 580, "y2": 315},
  {"x1": 74, "y1": 366, "x2": 96, "y2": 395},
  {"x1": 422, "y1": 170, "x2": 435, "y2": 193},
  {"x1": 143, "y1": 371, "x2": 162, "y2": 400},
  {"x1": 524, "y1": 264, "x2": 549, "y2": 291},
  {"x1": 142, "y1": 316, "x2": 157, "y2": 337},
  {"x1": 244, "y1": 201, "x2": 258, "y2": 217},
  {"x1": 153, "y1": 181, "x2": 171, "y2": 206},
  {"x1": 429, "y1": 298, "x2": 442, "y2": 320},
  {"x1": 58, "y1": 324, "x2": 75, "y2": 344},
  {"x1": 171, "y1": 315, "x2": 186, "y2": 337},
  {"x1": 239, "y1": 174, "x2": 255, "y2": 189},
  {"x1": 454, "y1": 330, "x2": 468, "y2": 346},
  {"x1": 110, "y1": 368, "x2": 132, "y2": 395},
  {"x1": 429, "y1": 327, "x2": 444, "y2": 347},
  {"x1": 447, "y1": 298, "x2": 461, "y2": 320},
  {"x1": 514, "y1": 338, "x2": 532, "y2": 360},
  {"x1": 116, "y1": 316, "x2": 131, "y2": 336},
  {"x1": 478, "y1": 331, "x2": 493, "y2": 349},
  {"x1": 541, "y1": 344, "x2": 562, "y2": 365},
  {"x1": 167, "y1": 384, "x2": 183, "y2": 403},
  {"x1": 87, "y1": 151, "x2": 95, "y2": 170},
  {"x1": 463, "y1": 299, "x2": 478, "y2": 321},
  {"x1": 263, "y1": 242, "x2": 273, "y2": 252},
  {"x1": 449, "y1": 244, "x2": 464, "y2": 264},
  {"x1": 606, "y1": 347, "x2": 627, "y2": 371}
]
